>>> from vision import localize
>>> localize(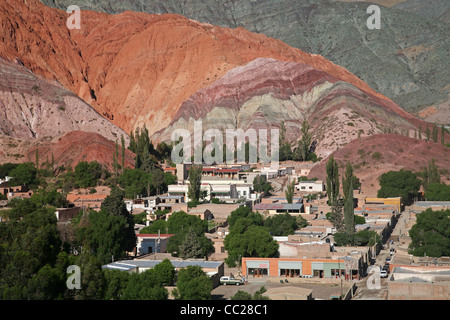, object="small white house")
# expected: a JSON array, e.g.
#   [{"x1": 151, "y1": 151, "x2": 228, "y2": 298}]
[{"x1": 295, "y1": 180, "x2": 325, "y2": 193}]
